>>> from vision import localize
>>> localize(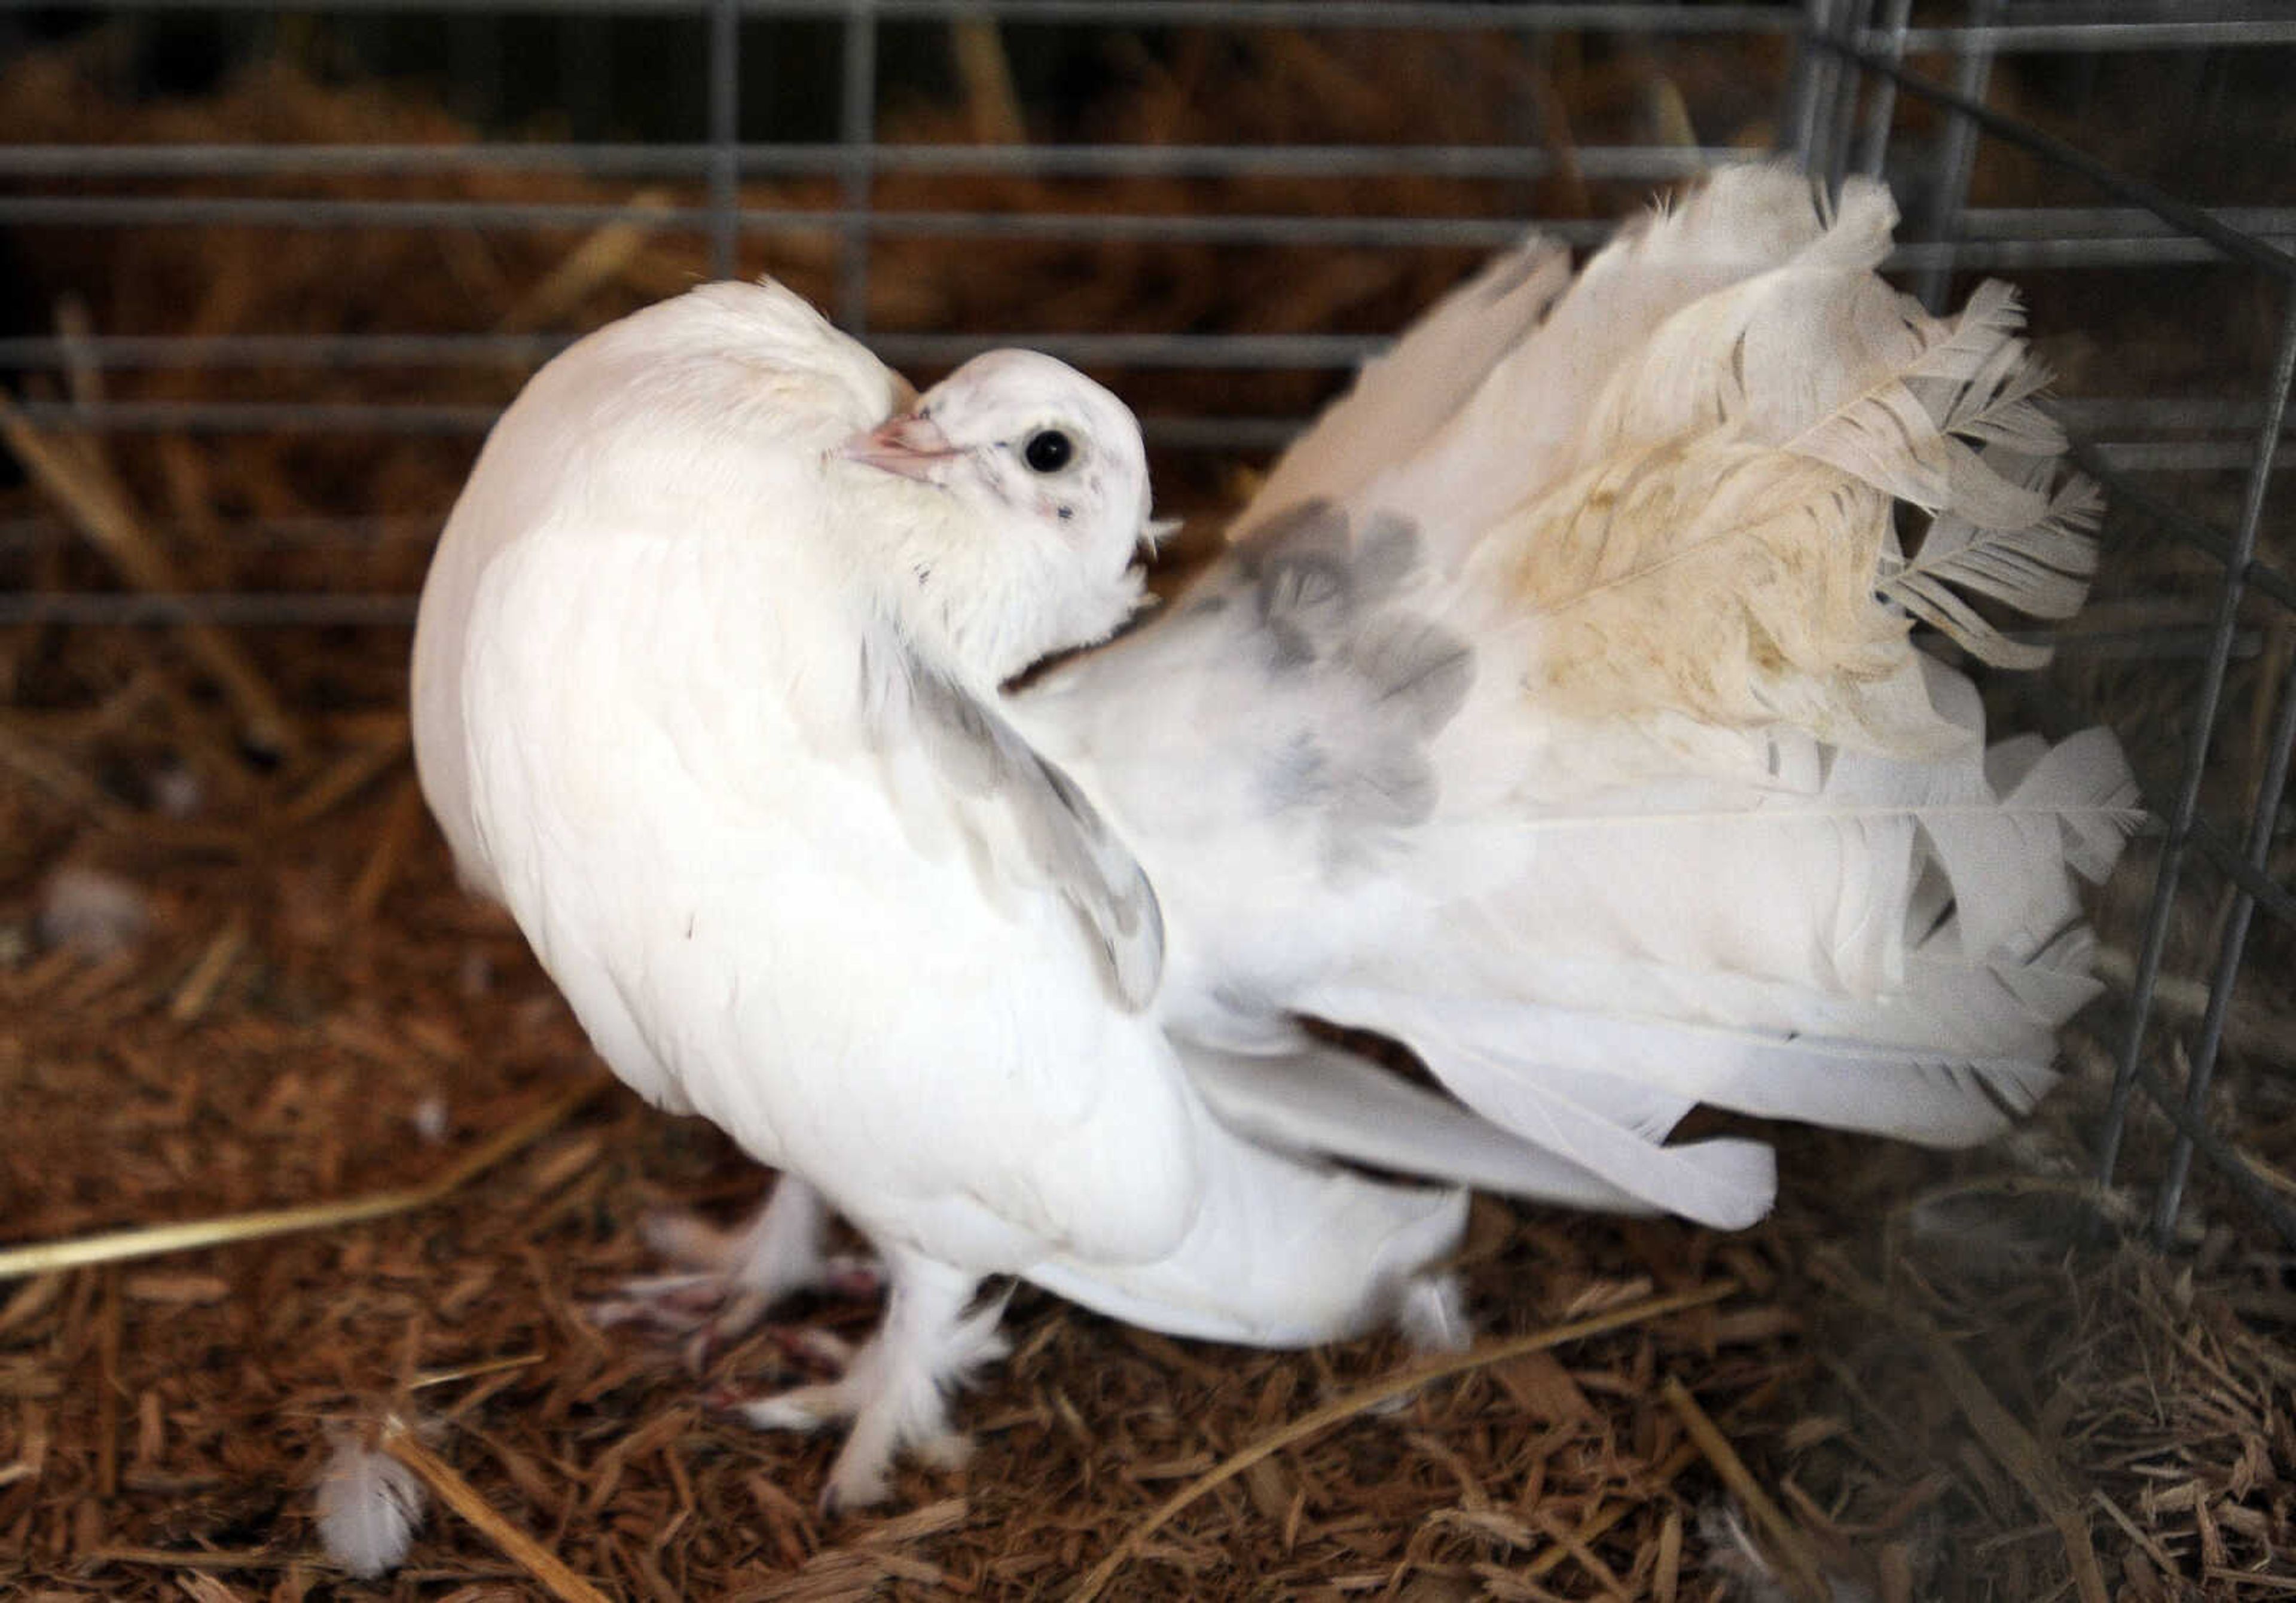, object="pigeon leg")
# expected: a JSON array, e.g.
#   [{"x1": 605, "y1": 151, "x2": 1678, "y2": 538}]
[
  {"x1": 734, "y1": 1248, "x2": 1009, "y2": 1511},
  {"x1": 649, "y1": 1175, "x2": 883, "y2": 1321},
  {"x1": 590, "y1": 1175, "x2": 882, "y2": 1346},
  {"x1": 1397, "y1": 1272, "x2": 1472, "y2": 1355}
]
